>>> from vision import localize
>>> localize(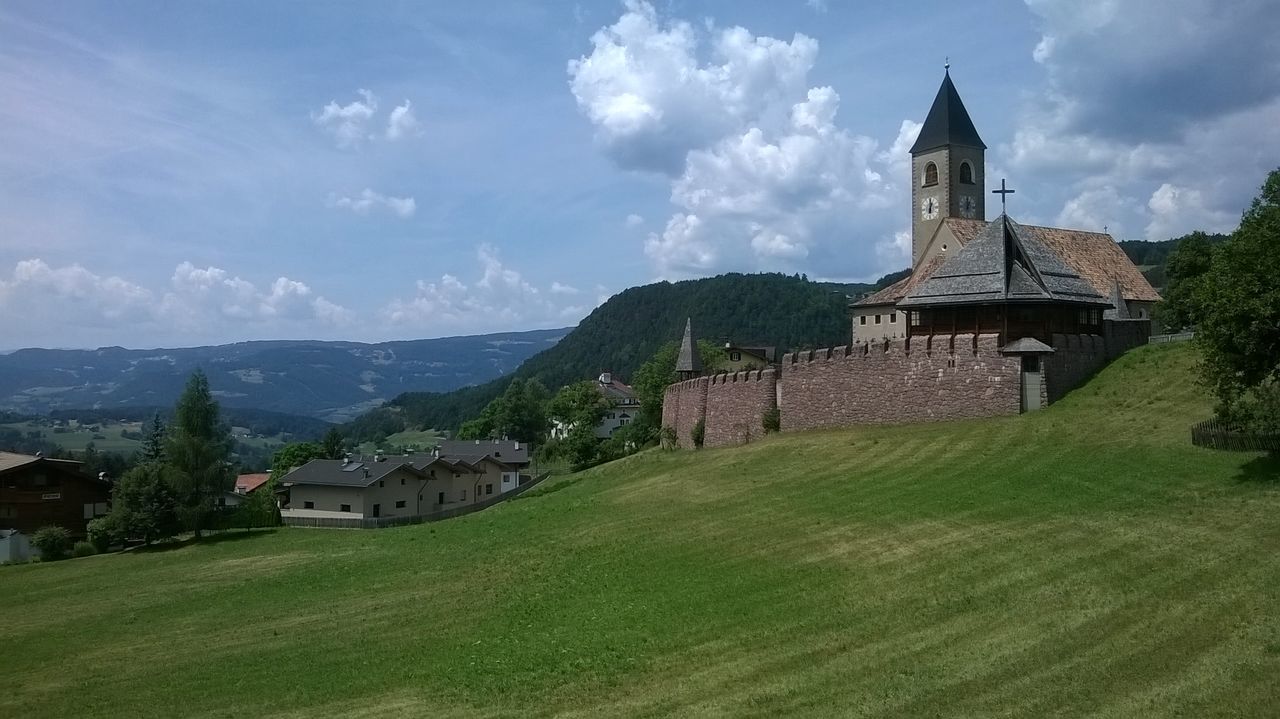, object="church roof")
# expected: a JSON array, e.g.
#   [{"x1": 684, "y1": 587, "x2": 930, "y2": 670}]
[
  {"x1": 898, "y1": 215, "x2": 1108, "y2": 308},
  {"x1": 910, "y1": 70, "x2": 986, "y2": 154},
  {"x1": 675, "y1": 318, "x2": 702, "y2": 374}
]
